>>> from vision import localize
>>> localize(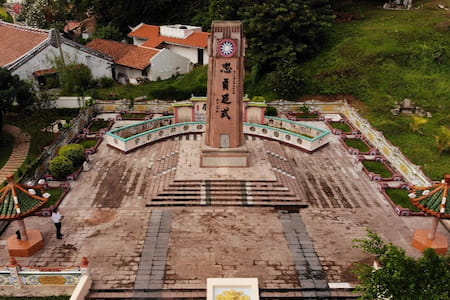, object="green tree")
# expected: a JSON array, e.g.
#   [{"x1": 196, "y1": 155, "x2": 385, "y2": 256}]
[
  {"x1": 59, "y1": 143, "x2": 85, "y2": 166},
  {"x1": 93, "y1": 25, "x2": 122, "y2": 41},
  {"x1": 353, "y1": 230, "x2": 450, "y2": 300},
  {"x1": 58, "y1": 64, "x2": 93, "y2": 95},
  {"x1": 49, "y1": 155, "x2": 74, "y2": 179},
  {"x1": 0, "y1": 68, "x2": 36, "y2": 136}
]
